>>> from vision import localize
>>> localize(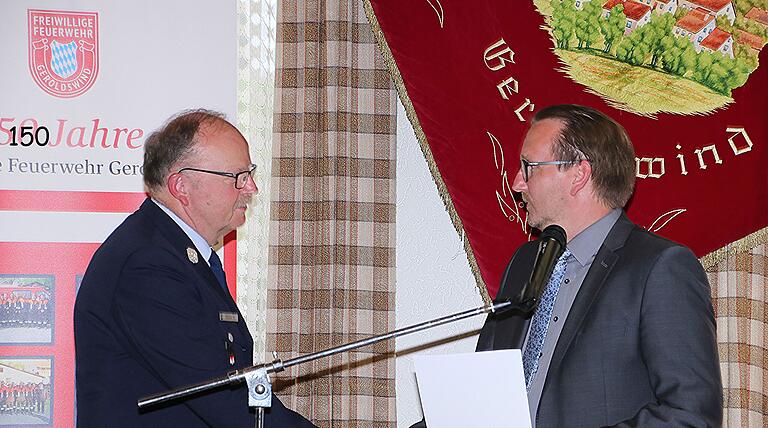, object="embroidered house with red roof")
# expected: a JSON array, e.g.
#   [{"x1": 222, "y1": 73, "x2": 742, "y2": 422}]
[
  {"x1": 675, "y1": 7, "x2": 716, "y2": 50},
  {"x1": 654, "y1": 0, "x2": 678, "y2": 15},
  {"x1": 700, "y1": 27, "x2": 734, "y2": 57},
  {"x1": 678, "y1": 0, "x2": 735, "y2": 25},
  {"x1": 602, "y1": 0, "x2": 653, "y2": 35},
  {"x1": 745, "y1": 7, "x2": 768, "y2": 27},
  {"x1": 736, "y1": 30, "x2": 764, "y2": 54}
]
